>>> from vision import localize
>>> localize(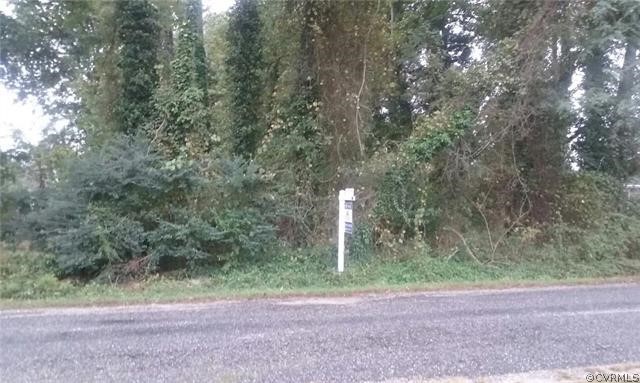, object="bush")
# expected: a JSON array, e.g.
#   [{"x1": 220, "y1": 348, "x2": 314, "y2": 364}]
[
  {"x1": 556, "y1": 172, "x2": 624, "y2": 227},
  {"x1": 546, "y1": 213, "x2": 640, "y2": 261},
  {"x1": 372, "y1": 109, "x2": 471, "y2": 241},
  {"x1": 349, "y1": 222, "x2": 374, "y2": 260},
  {"x1": 374, "y1": 165, "x2": 420, "y2": 235},
  {"x1": 22, "y1": 136, "x2": 276, "y2": 279},
  {"x1": 214, "y1": 208, "x2": 276, "y2": 261},
  {"x1": 0, "y1": 250, "x2": 74, "y2": 299}
]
